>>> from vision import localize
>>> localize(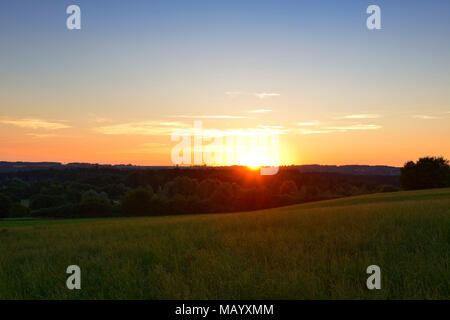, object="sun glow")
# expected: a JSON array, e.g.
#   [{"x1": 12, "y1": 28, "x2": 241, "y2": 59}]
[
  {"x1": 170, "y1": 122, "x2": 281, "y2": 167},
  {"x1": 238, "y1": 153, "x2": 274, "y2": 169}
]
